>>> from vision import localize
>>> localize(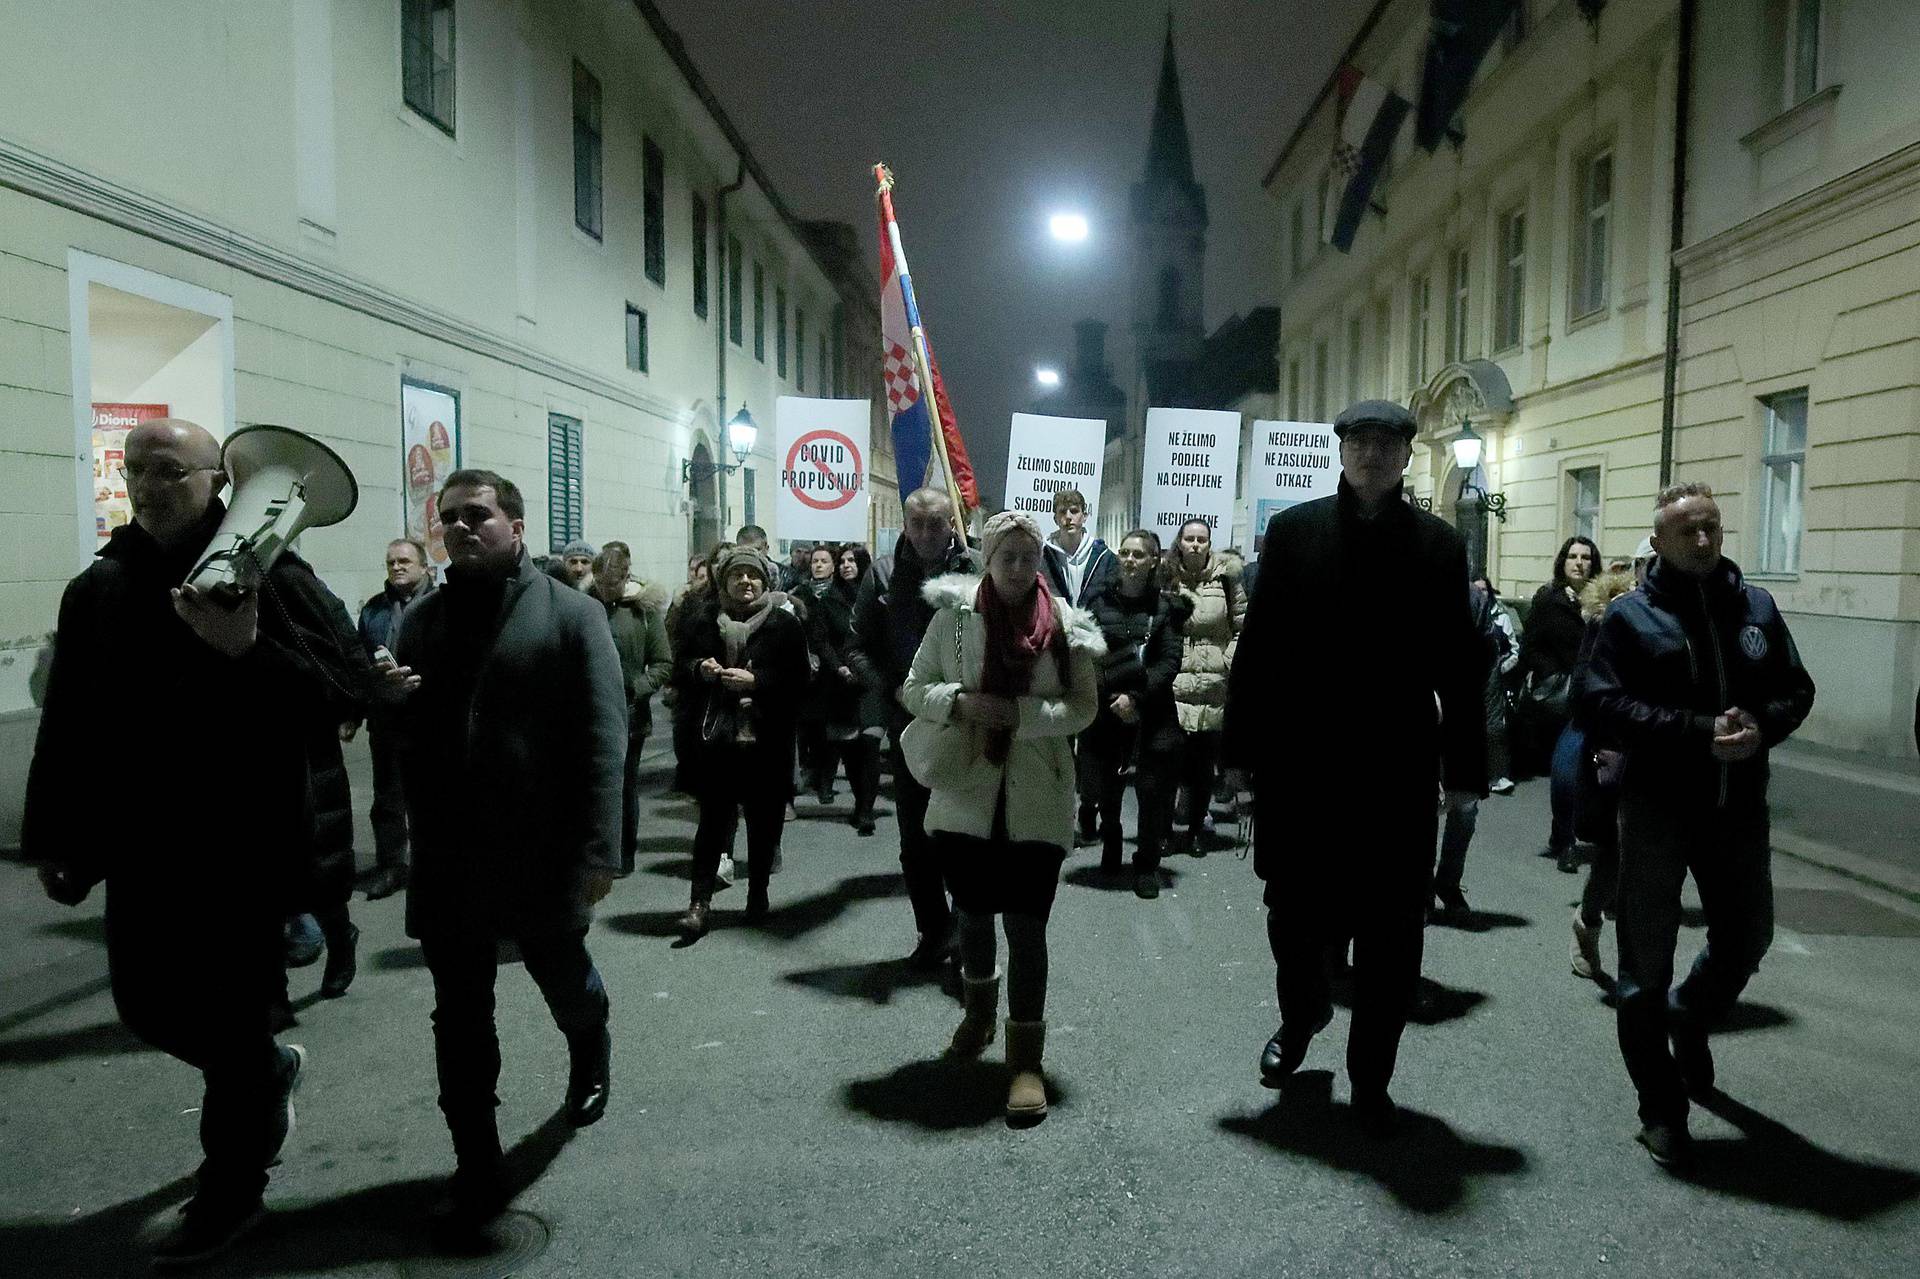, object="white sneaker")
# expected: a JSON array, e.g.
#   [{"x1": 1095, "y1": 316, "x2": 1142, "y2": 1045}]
[
  {"x1": 715, "y1": 854, "x2": 735, "y2": 890},
  {"x1": 1490, "y1": 777, "x2": 1515, "y2": 795}
]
